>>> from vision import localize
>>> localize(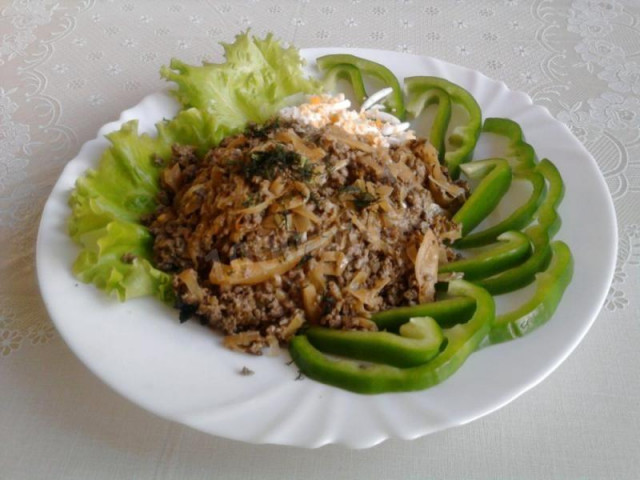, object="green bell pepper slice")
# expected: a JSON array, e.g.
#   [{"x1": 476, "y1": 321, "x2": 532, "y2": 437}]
[
  {"x1": 322, "y1": 63, "x2": 368, "y2": 107},
  {"x1": 371, "y1": 296, "x2": 476, "y2": 331},
  {"x1": 464, "y1": 158, "x2": 565, "y2": 295},
  {"x1": 405, "y1": 76, "x2": 482, "y2": 178},
  {"x1": 439, "y1": 230, "x2": 531, "y2": 281},
  {"x1": 406, "y1": 87, "x2": 452, "y2": 162},
  {"x1": 455, "y1": 170, "x2": 546, "y2": 248},
  {"x1": 536, "y1": 158, "x2": 565, "y2": 238},
  {"x1": 453, "y1": 158, "x2": 512, "y2": 236},
  {"x1": 482, "y1": 118, "x2": 536, "y2": 173},
  {"x1": 489, "y1": 241, "x2": 573, "y2": 344},
  {"x1": 289, "y1": 280, "x2": 494, "y2": 394},
  {"x1": 316, "y1": 54, "x2": 406, "y2": 119},
  {"x1": 473, "y1": 224, "x2": 552, "y2": 296},
  {"x1": 305, "y1": 316, "x2": 445, "y2": 368}
]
